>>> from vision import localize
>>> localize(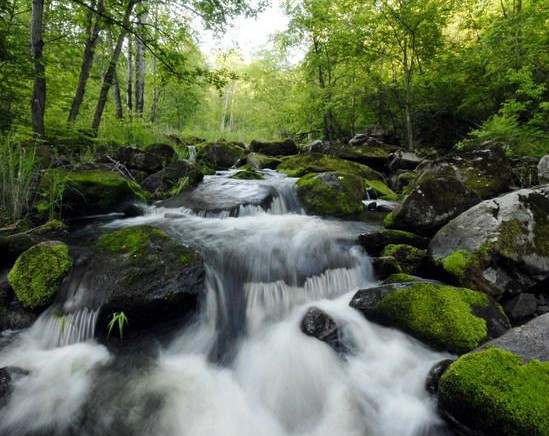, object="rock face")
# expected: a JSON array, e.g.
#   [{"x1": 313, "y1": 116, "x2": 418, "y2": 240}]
[
  {"x1": 37, "y1": 169, "x2": 146, "y2": 218},
  {"x1": 301, "y1": 307, "x2": 344, "y2": 352},
  {"x1": 7, "y1": 241, "x2": 72, "y2": 309},
  {"x1": 249, "y1": 139, "x2": 298, "y2": 157},
  {"x1": 350, "y1": 282, "x2": 510, "y2": 354},
  {"x1": 359, "y1": 229, "x2": 429, "y2": 256},
  {"x1": 430, "y1": 186, "x2": 549, "y2": 299},
  {"x1": 95, "y1": 225, "x2": 205, "y2": 332},
  {"x1": 438, "y1": 347, "x2": 549, "y2": 436},
  {"x1": 296, "y1": 172, "x2": 365, "y2": 217},
  {"x1": 196, "y1": 141, "x2": 245, "y2": 169},
  {"x1": 539, "y1": 154, "x2": 549, "y2": 184},
  {"x1": 503, "y1": 293, "x2": 538, "y2": 321},
  {"x1": 141, "y1": 160, "x2": 203, "y2": 199}
]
